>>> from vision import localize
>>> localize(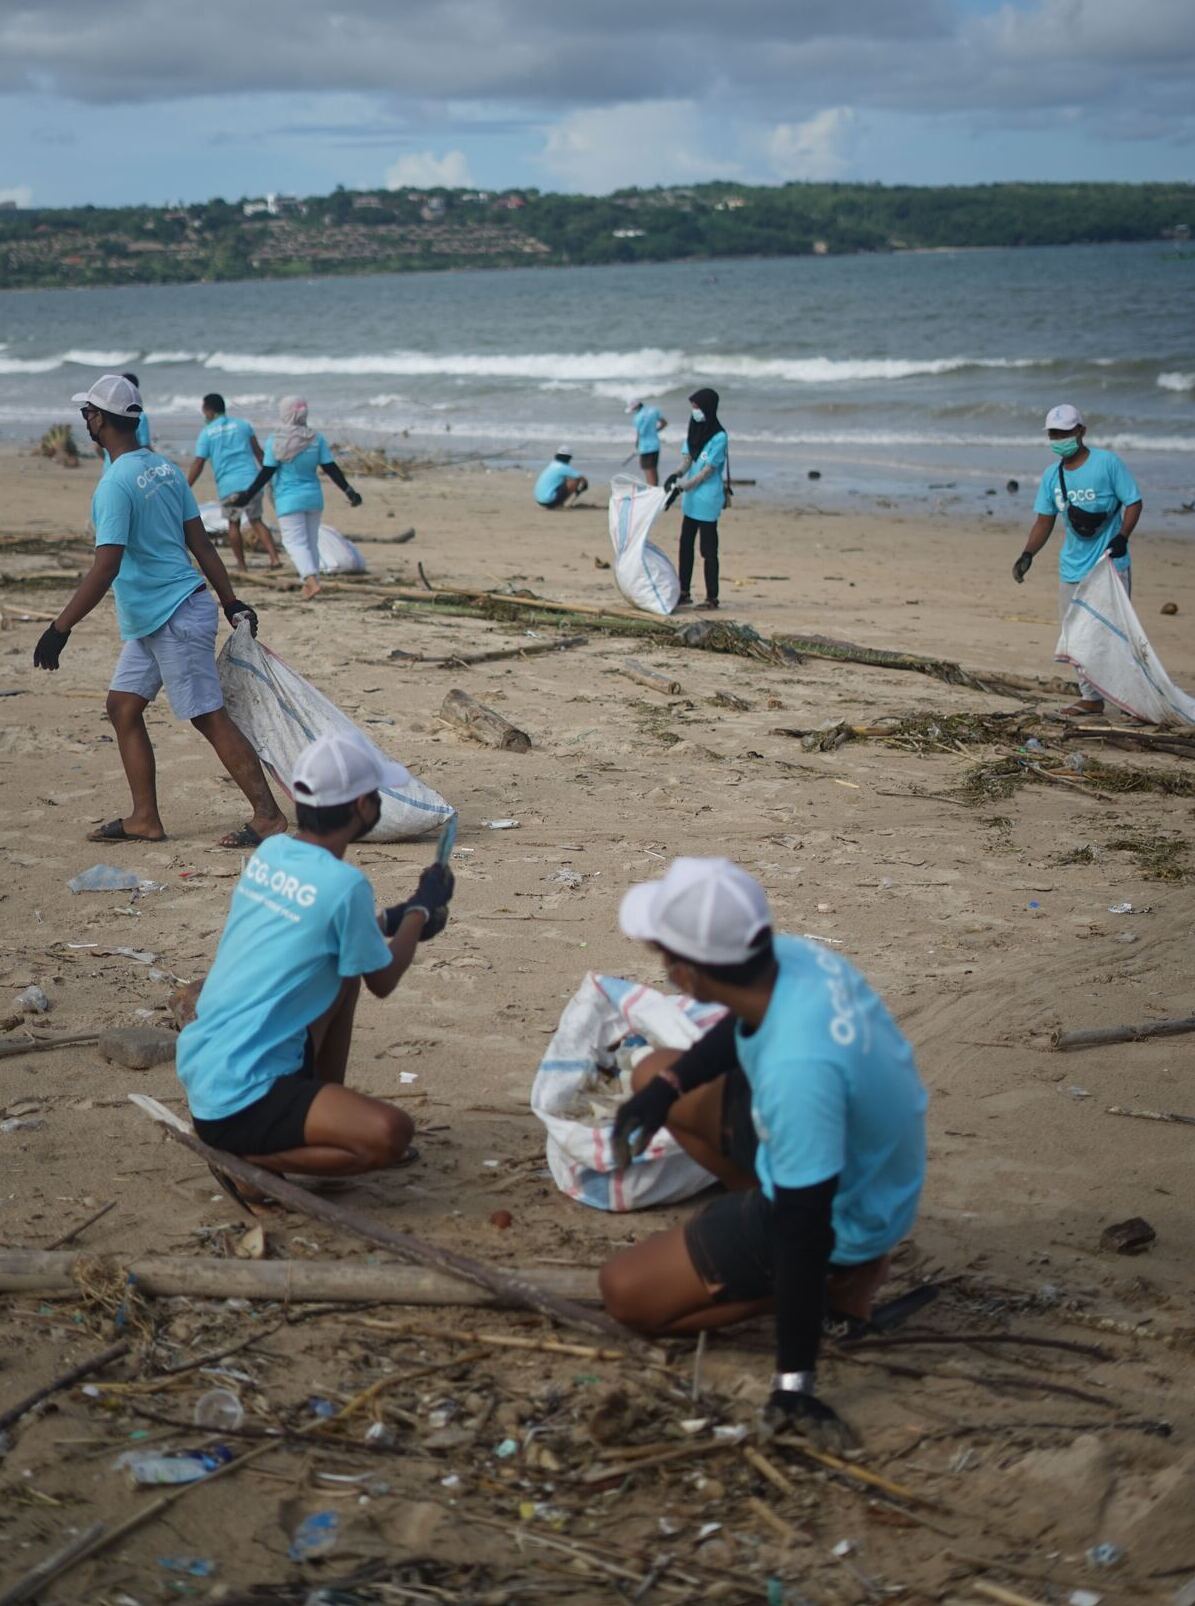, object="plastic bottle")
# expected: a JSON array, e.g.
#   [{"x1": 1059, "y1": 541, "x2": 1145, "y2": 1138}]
[
  {"x1": 114, "y1": 1446, "x2": 234, "y2": 1485},
  {"x1": 193, "y1": 1389, "x2": 244, "y2": 1431}
]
